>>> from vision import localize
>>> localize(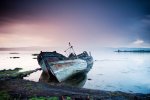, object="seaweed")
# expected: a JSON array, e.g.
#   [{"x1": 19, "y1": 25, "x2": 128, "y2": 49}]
[{"x1": 0, "y1": 68, "x2": 41, "y2": 80}]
